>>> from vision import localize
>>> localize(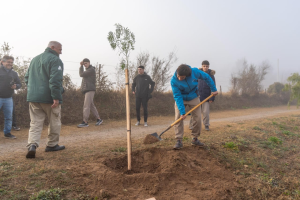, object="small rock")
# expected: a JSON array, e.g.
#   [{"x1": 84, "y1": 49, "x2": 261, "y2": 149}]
[
  {"x1": 244, "y1": 165, "x2": 248, "y2": 168},
  {"x1": 246, "y1": 189, "x2": 252, "y2": 195},
  {"x1": 226, "y1": 163, "x2": 231, "y2": 168}
]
